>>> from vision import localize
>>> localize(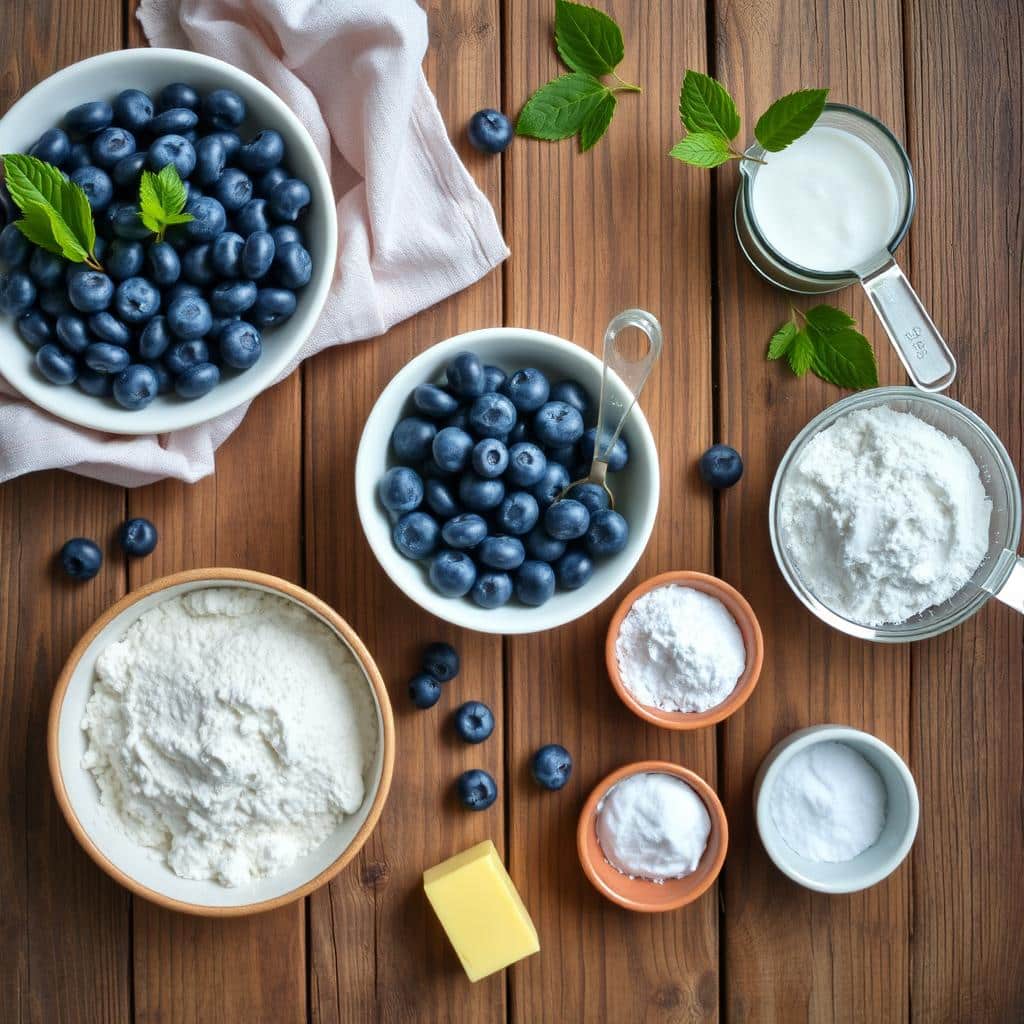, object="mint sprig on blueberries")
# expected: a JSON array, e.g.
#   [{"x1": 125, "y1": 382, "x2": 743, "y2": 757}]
[
  {"x1": 138, "y1": 164, "x2": 194, "y2": 242},
  {"x1": 768, "y1": 304, "x2": 879, "y2": 390},
  {"x1": 670, "y1": 70, "x2": 828, "y2": 168},
  {"x1": 516, "y1": 0, "x2": 640, "y2": 152}
]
